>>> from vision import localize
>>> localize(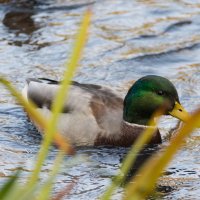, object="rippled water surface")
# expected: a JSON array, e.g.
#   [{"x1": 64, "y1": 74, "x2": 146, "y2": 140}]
[{"x1": 0, "y1": 0, "x2": 200, "y2": 199}]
